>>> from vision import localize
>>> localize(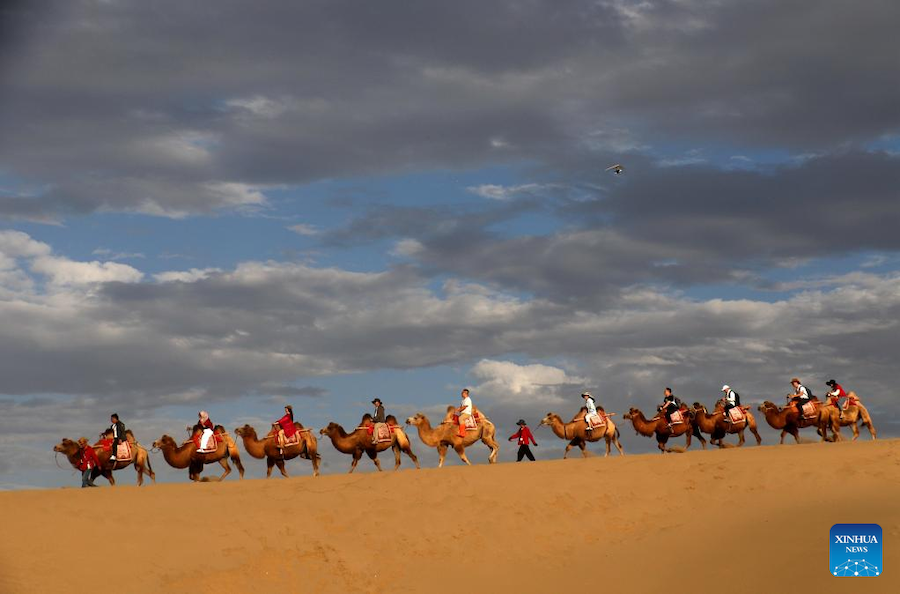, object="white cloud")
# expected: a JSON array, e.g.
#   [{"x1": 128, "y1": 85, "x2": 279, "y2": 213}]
[
  {"x1": 288, "y1": 223, "x2": 320, "y2": 236},
  {"x1": 470, "y1": 359, "x2": 586, "y2": 405},
  {"x1": 466, "y1": 183, "x2": 552, "y2": 201},
  {"x1": 30, "y1": 256, "x2": 143, "y2": 285}
]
